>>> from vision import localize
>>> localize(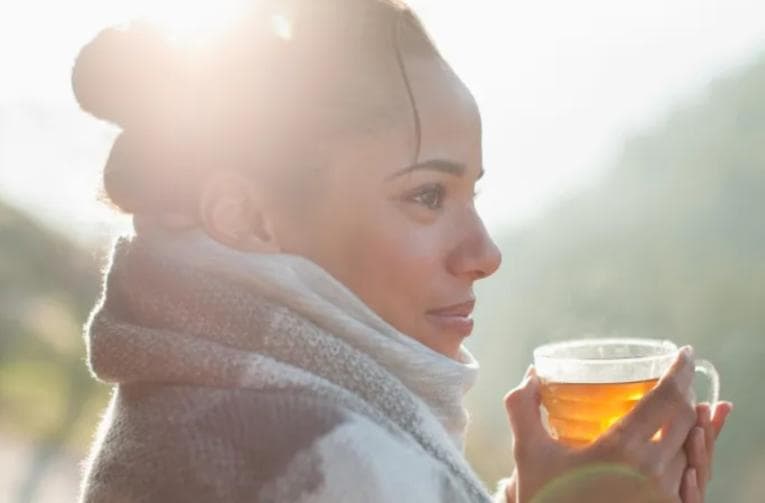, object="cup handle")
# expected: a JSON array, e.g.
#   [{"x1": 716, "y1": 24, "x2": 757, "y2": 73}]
[{"x1": 694, "y1": 358, "x2": 719, "y2": 405}]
